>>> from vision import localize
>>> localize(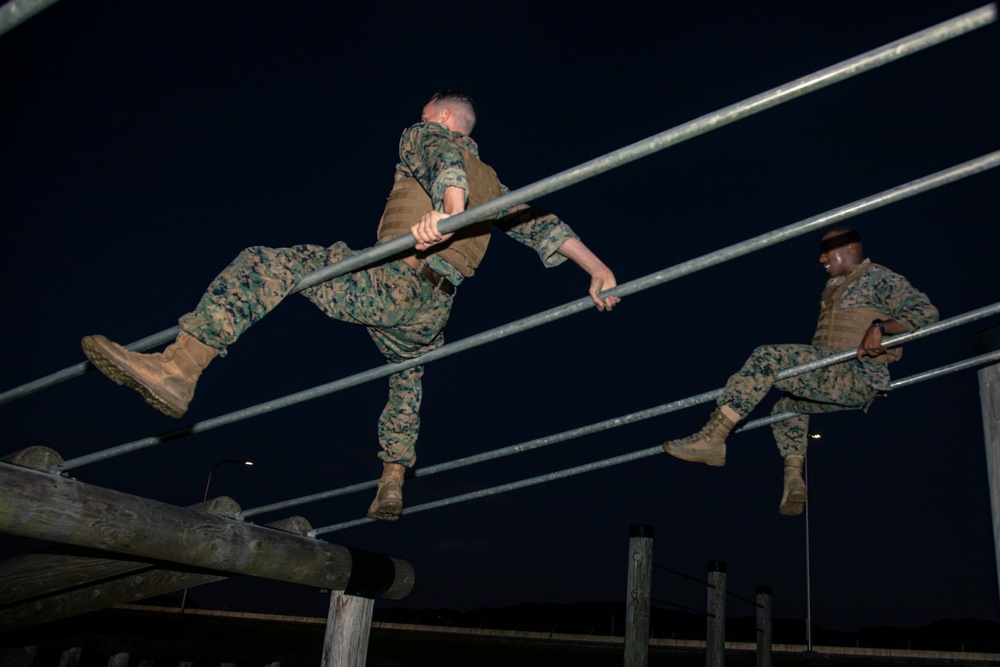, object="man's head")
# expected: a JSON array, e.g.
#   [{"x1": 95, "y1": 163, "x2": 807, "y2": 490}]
[
  {"x1": 421, "y1": 90, "x2": 477, "y2": 135},
  {"x1": 819, "y1": 227, "x2": 863, "y2": 277}
]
